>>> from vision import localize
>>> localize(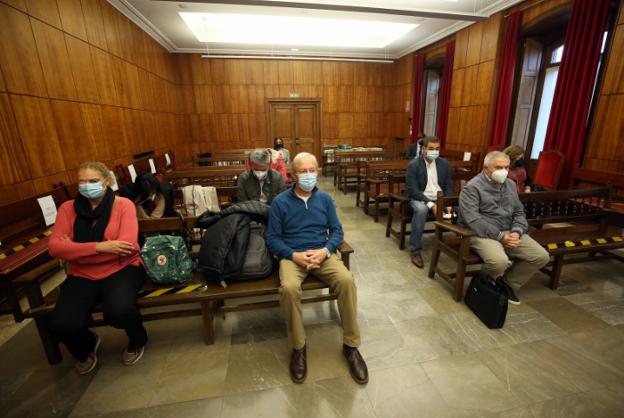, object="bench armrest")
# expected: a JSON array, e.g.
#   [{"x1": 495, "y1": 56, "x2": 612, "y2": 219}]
[
  {"x1": 433, "y1": 221, "x2": 474, "y2": 237},
  {"x1": 389, "y1": 193, "x2": 408, "y2": 202},
  {"x1": 337, "y1": 241, "x2": 354, "y2": 270}
]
